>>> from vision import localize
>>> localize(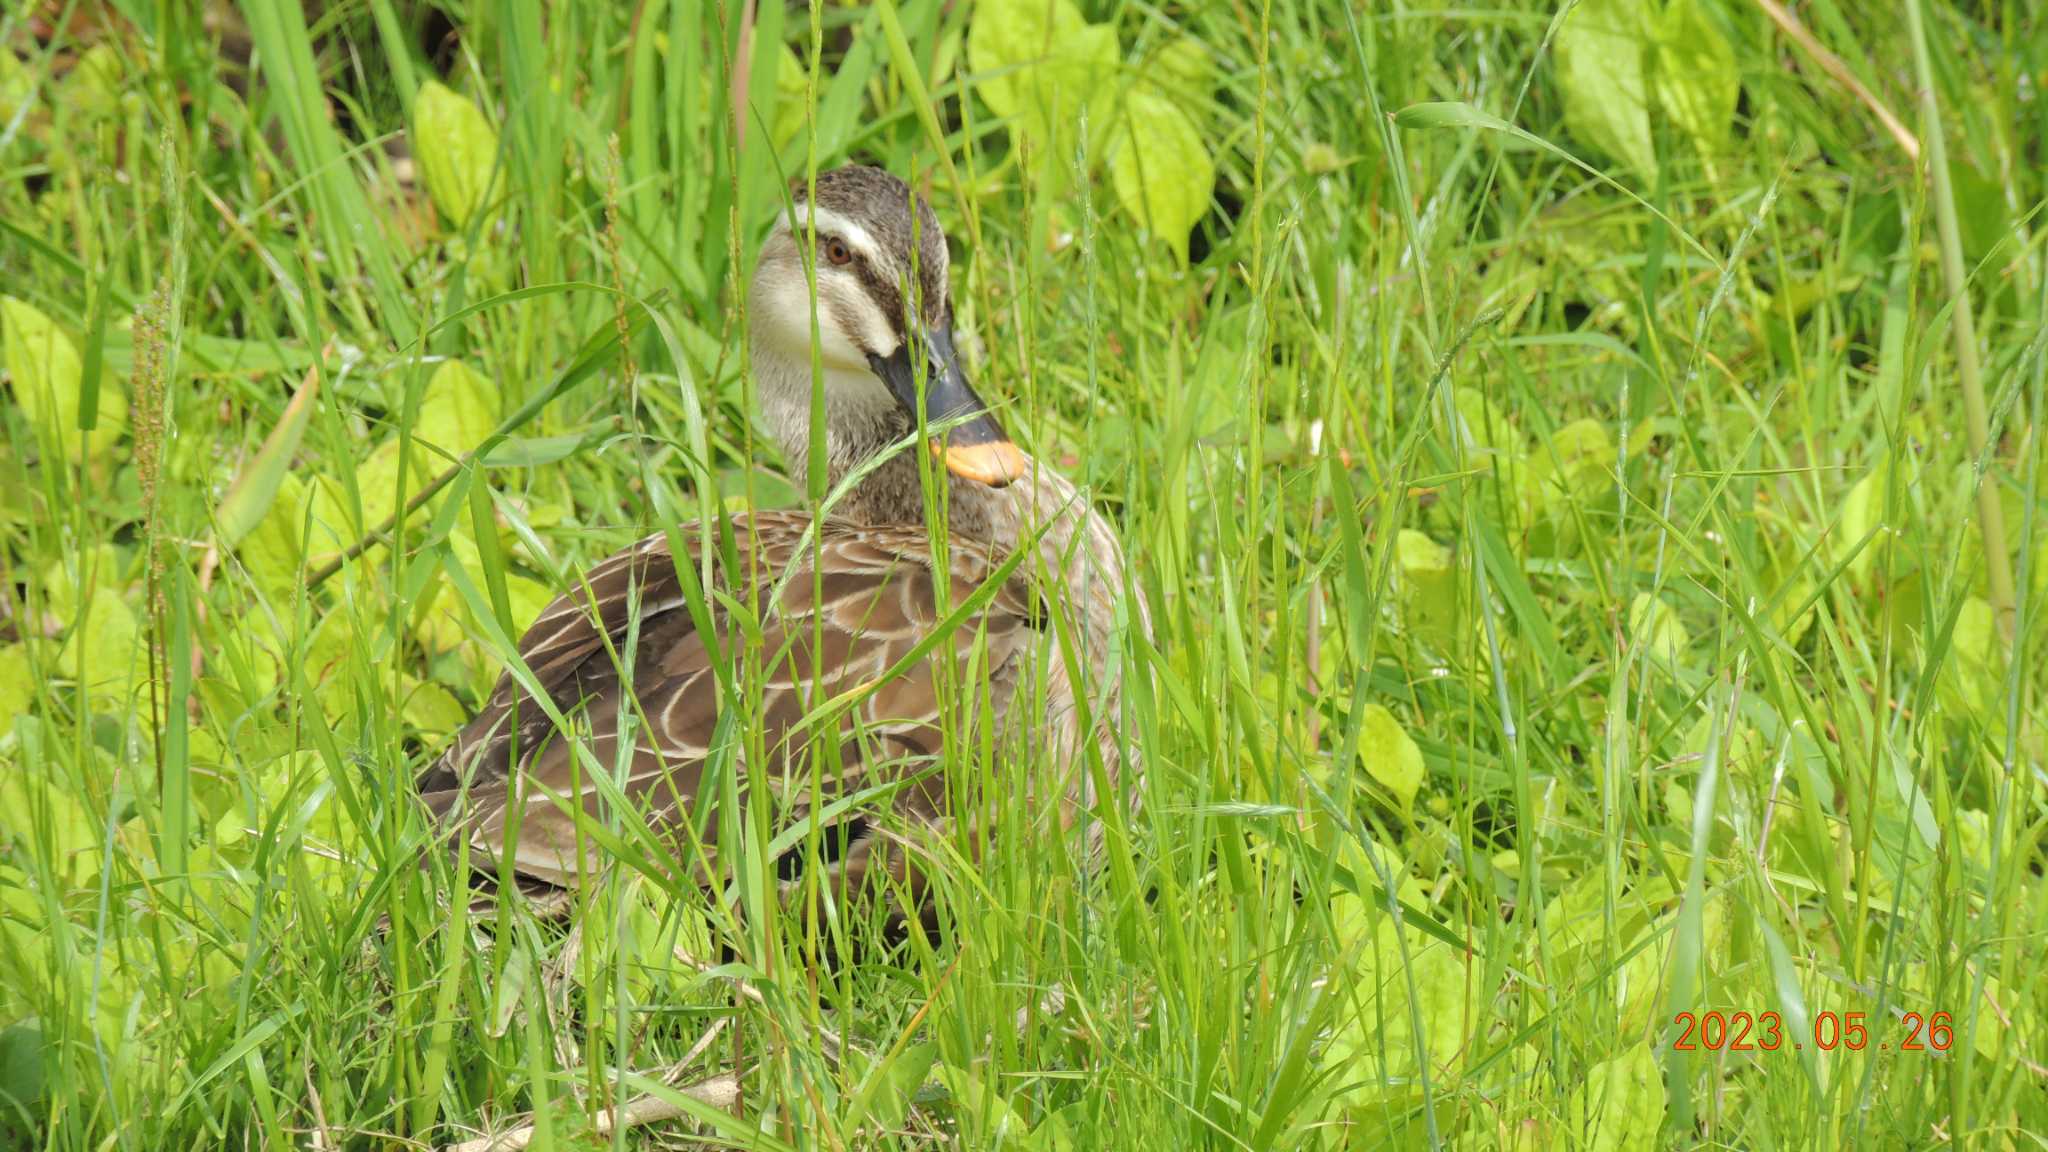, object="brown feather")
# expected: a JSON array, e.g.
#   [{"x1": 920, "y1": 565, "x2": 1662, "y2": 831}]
[{"x1": 420, "y1": 511, "x2": 1041, "y2": 902}]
